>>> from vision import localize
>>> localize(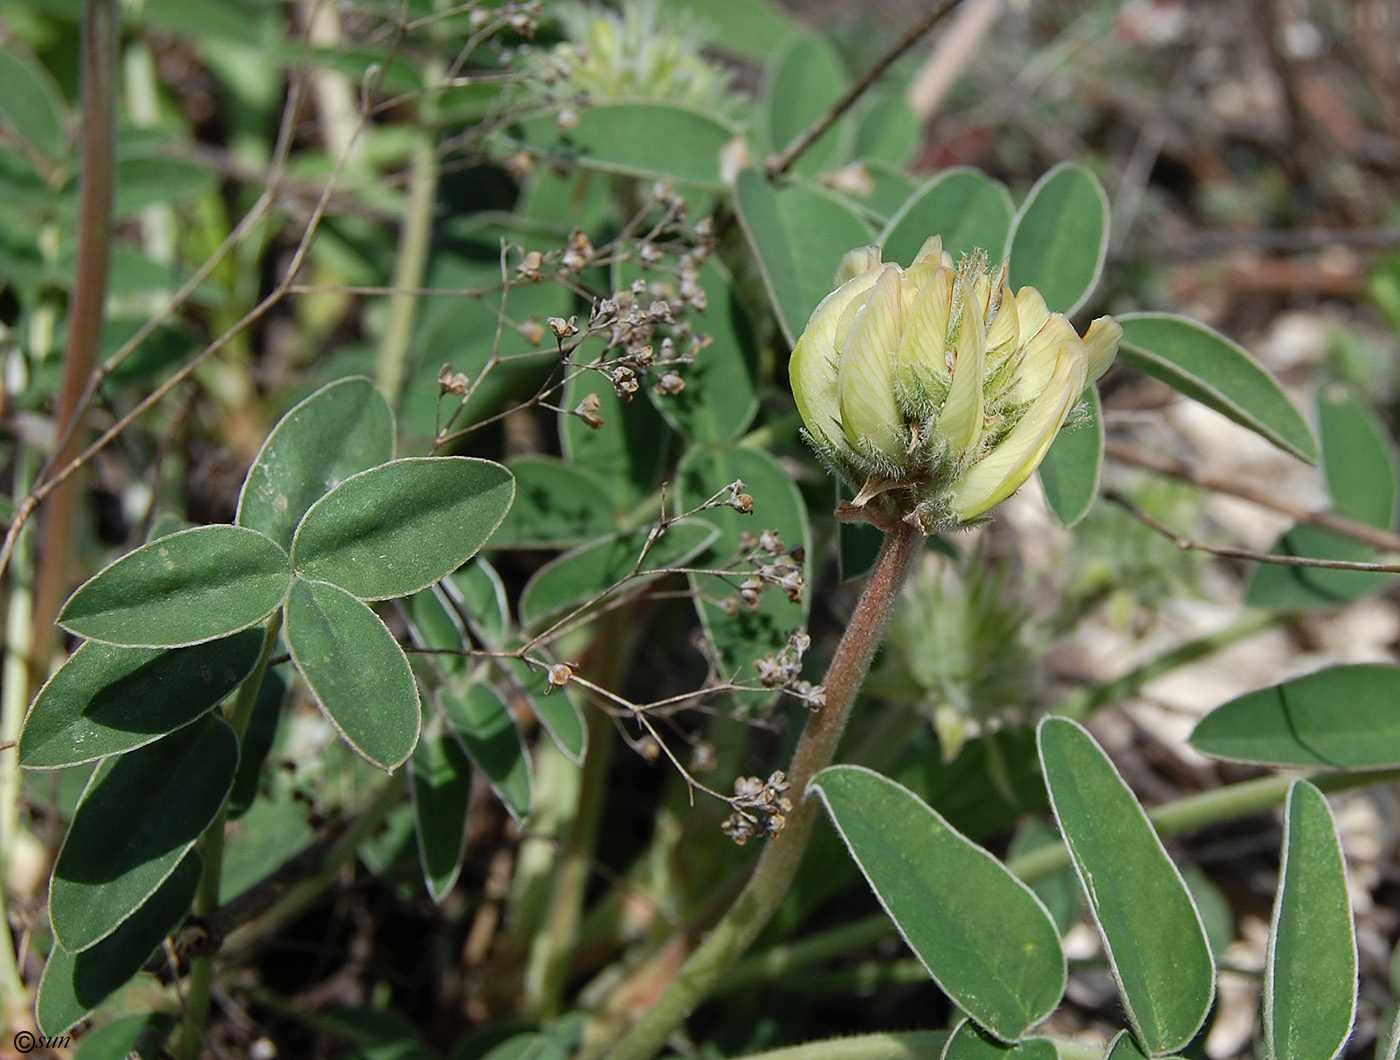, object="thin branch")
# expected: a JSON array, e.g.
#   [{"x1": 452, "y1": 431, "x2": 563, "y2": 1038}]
[
  {"x1": 29, "y1": 0, "x2": 120, "y2": 680},
  {"x1": 1105, "y1": 489, "x2": 1400, "y2": 572},
  {"x1": 765, "y1": 0, "x2": 964, "y2": 179},
  {"x1": 1105, "y1": 440, "x2": 1400, "y2": 553}
]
